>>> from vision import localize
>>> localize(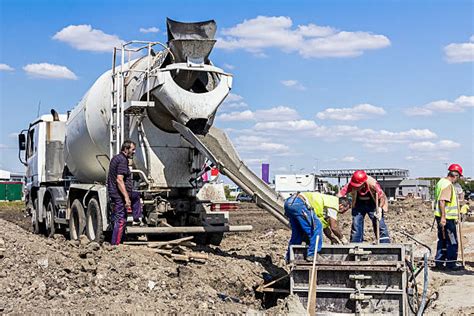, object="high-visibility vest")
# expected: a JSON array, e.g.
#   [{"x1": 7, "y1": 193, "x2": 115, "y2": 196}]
[
  {"x1": 301, "y1": 192, "x2": 339, "y2": 229},
  {"x1": 434, "y1": 178, "x2": 458, "y2": 219}
]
